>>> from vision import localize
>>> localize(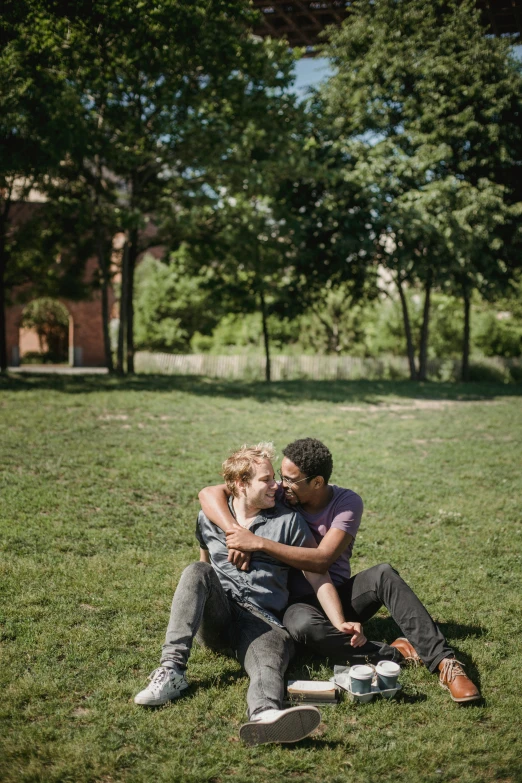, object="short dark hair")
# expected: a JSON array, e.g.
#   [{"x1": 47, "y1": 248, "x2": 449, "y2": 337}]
[{"x1": 282, "y1": 438, "x2": 333, "y2": 484}]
